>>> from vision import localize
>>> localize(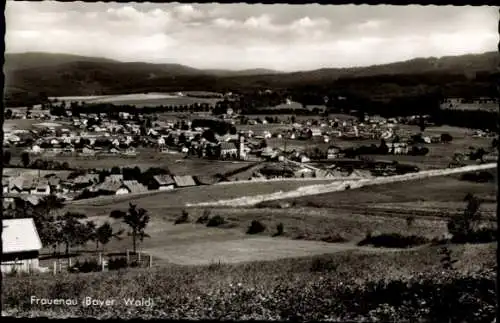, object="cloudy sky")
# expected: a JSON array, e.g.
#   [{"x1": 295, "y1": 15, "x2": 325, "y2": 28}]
[{"x1": 5, "y1": 2, "x2": 498, "y2": 71}]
